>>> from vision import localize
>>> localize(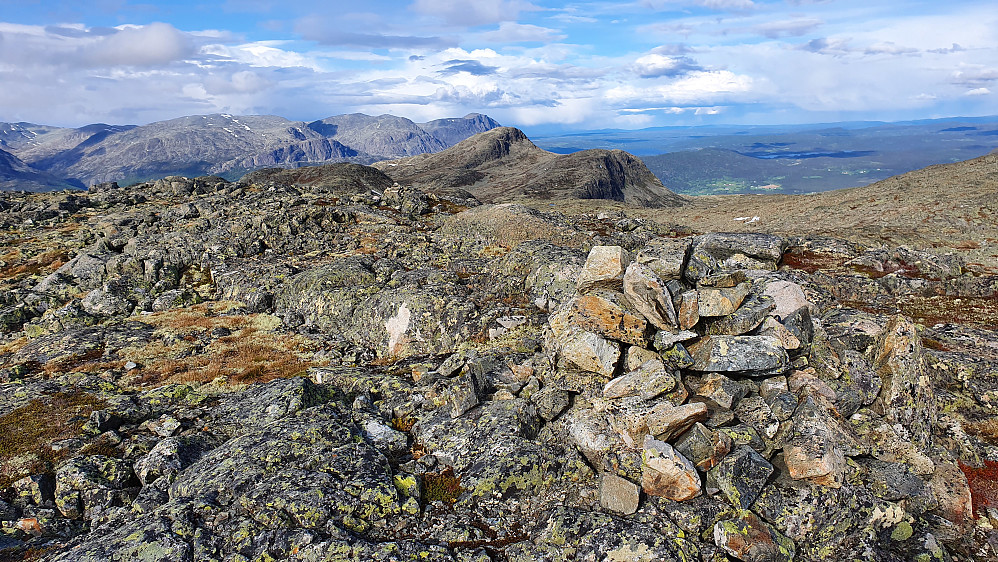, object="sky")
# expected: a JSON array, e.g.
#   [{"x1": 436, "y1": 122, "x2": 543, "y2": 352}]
[{"x1": 0, "y1": 0, "x2": 995, "y2": 131}]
